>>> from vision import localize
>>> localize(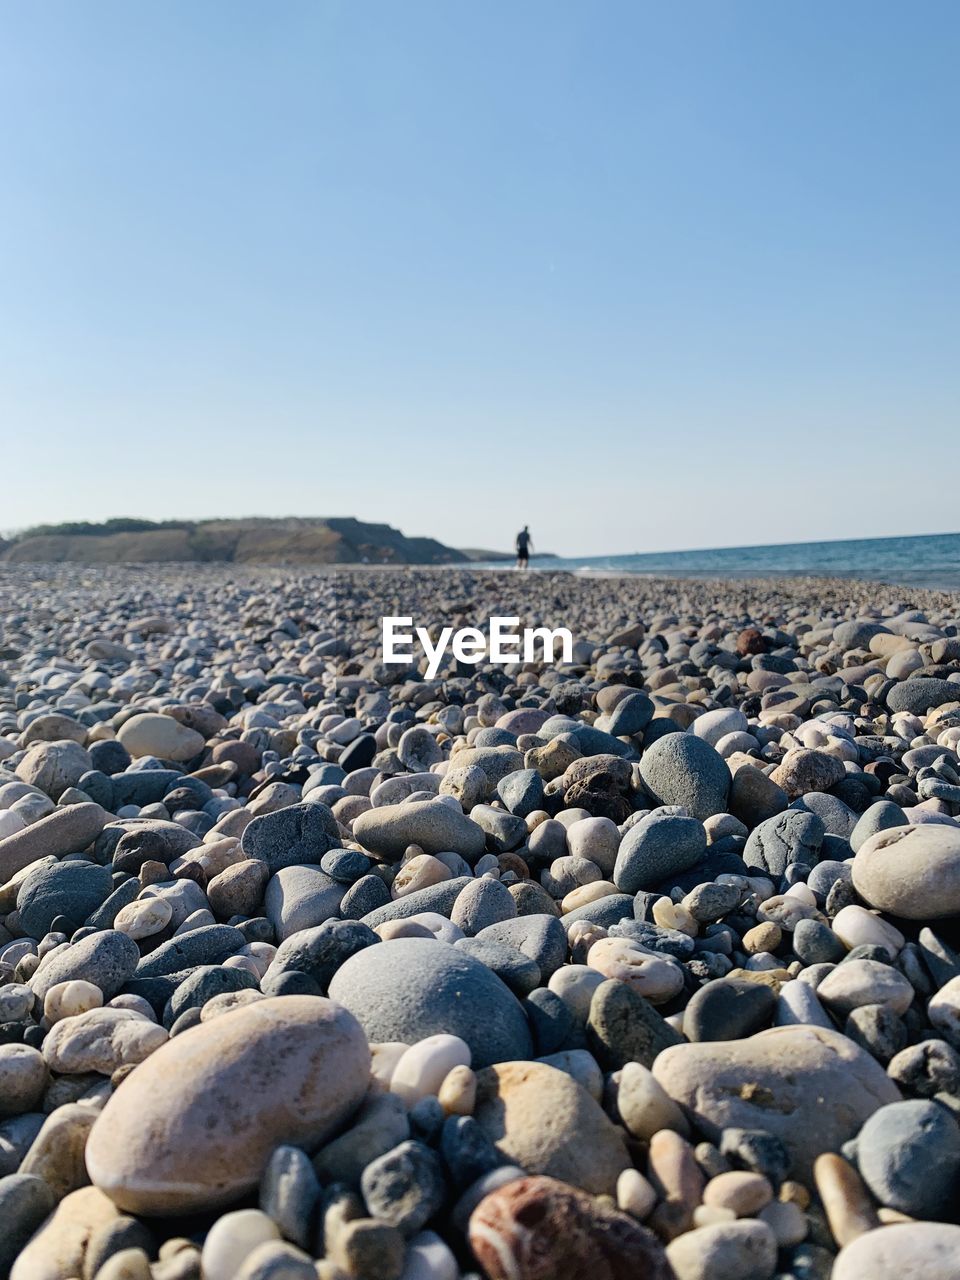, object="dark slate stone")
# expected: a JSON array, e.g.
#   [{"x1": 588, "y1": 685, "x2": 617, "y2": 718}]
[
  {"x1": 134, "y1": 924, "x2": 246, "y2": 978},
  {"x1": 607, "y1": 691, "x2": 655, "y2": 737},
  {"x1": 791, "y1": 791, "x2": 858, "y2": 838},
  {"x1": 266, "y1": 918, "x2": 379, "y2": 991},
  {"x1": 111, "y1": 770, "x2": 182, "y2": 808},
  {"x1": 76, "y1": 770, "x2": 115, "y2": 810},
  {"x1": 454, "y1": 937, "x2": 541, "y2": 997},
  {"x1": 0, "y1": 1173, "x2": 56, "y2": 1276},
  {"x1": 360, "y1": 878, "x2": 473, "y2": 930},
  {"x1": 856, "y1": 1100, "x2": 960, "y2": 1217},
  {"x1": 586, "y1": 977, "x2": 684, "y2": 1069},
  {"x1": 16, "y1": 861, "x2": 113, "y2": 938},
  {"x1": 523, "y1": 987, "x2": 574, "y2": 1056},
  {"x1": 110, "y1": 819, "x2": 202, "y2": 873},
  {"x1": 441, "y1": 1116, "x2": 502, "y2": 1192},
  {"x1": 260, "y1": 969, "x2": 324, "y2": 998},
  {"x1": 613, "y1": 811, "x2": 707, "y2": 893},
  {"x1": 163, "y1": 964, "x2": 260, "y2": 1028},
  {"x1": 320, "y1": 848, "x2": 372, "y2": 884},
  {"x1": 360, "y1": 1140, "x2": 446, "y2": 1235},
  {"x1": 792, "y1": 919, "x2": 846, "y2": 965},
  {"x1": 638, "y1": 733, "x2": 730, "y2": 820},
  {"x1": 653, "y1": 850, "x2": 750, "y2": 896},
  {"x1": 743, "y1": 809, "x2": 824, "y2": 877},
  {"x1": 240, "y1": 802, "x2": 341, "y2": 870},
  {"x1": 341, "y1": 874, "x2": 392, "y2": 920},
  {"x1": 560, "y1": 894, "x2": 635, "y2": 929},
  {"x1": 887, "y1": 679, "x2": 960, "y2": 715},
  {"x1": 89, "y1": 739, "x2": 132, "y2": 775},
  {"x1": 496, "y1": 769, "x2": 545, "y2": 819},
  {"x1": 475, "y1": 914, "x2": 567, "y2": 980},
  {"x1": 683, "y1": 978, "x2": 777, "y2": 1042},
  {"x1": 339, "y1": 734, "x2": 378, "y2": 773}
]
